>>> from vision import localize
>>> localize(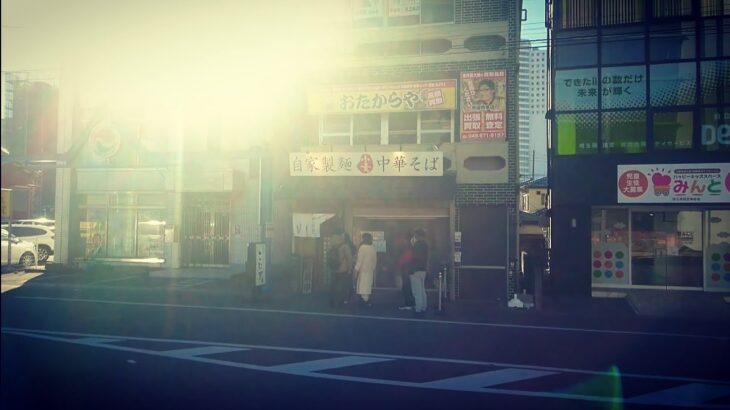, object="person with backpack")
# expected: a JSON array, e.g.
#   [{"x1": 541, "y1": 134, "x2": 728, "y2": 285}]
[{"x1": 328, "y1": 229, "x2": 353, "y2": 308}]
